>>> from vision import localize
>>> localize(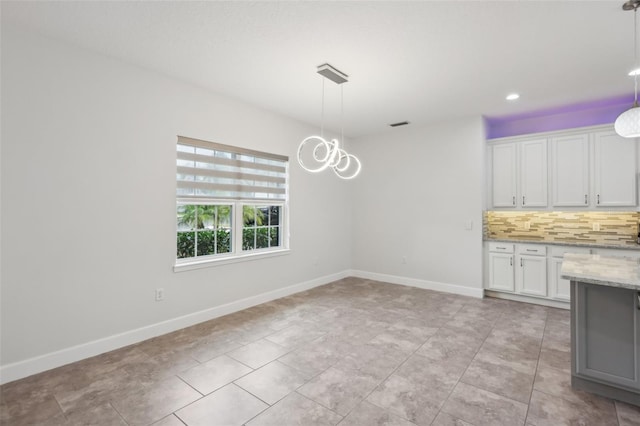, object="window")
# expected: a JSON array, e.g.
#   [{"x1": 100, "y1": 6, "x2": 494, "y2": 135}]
[
  {"x1": 242, "y1": 205, "x2": 281, "y2": 250},
  {"x1": 175, "y1": 136, "x2": 288, "y2": 269}
]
